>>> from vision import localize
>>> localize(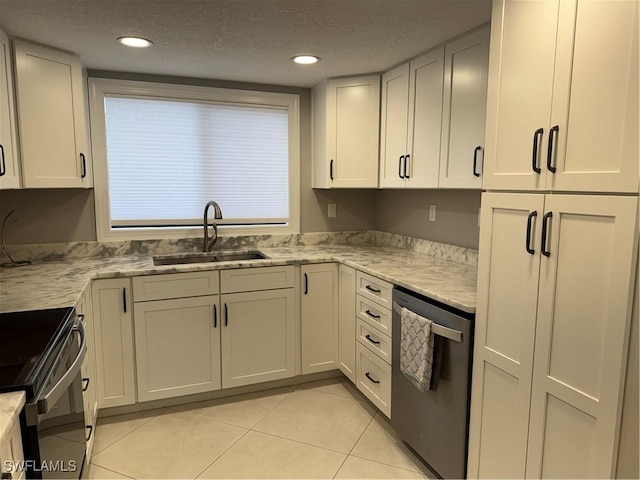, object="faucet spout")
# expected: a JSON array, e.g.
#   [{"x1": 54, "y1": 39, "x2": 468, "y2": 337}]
[{"x1": 203, "y1": 201, "x2": 223, "y2": 252}]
